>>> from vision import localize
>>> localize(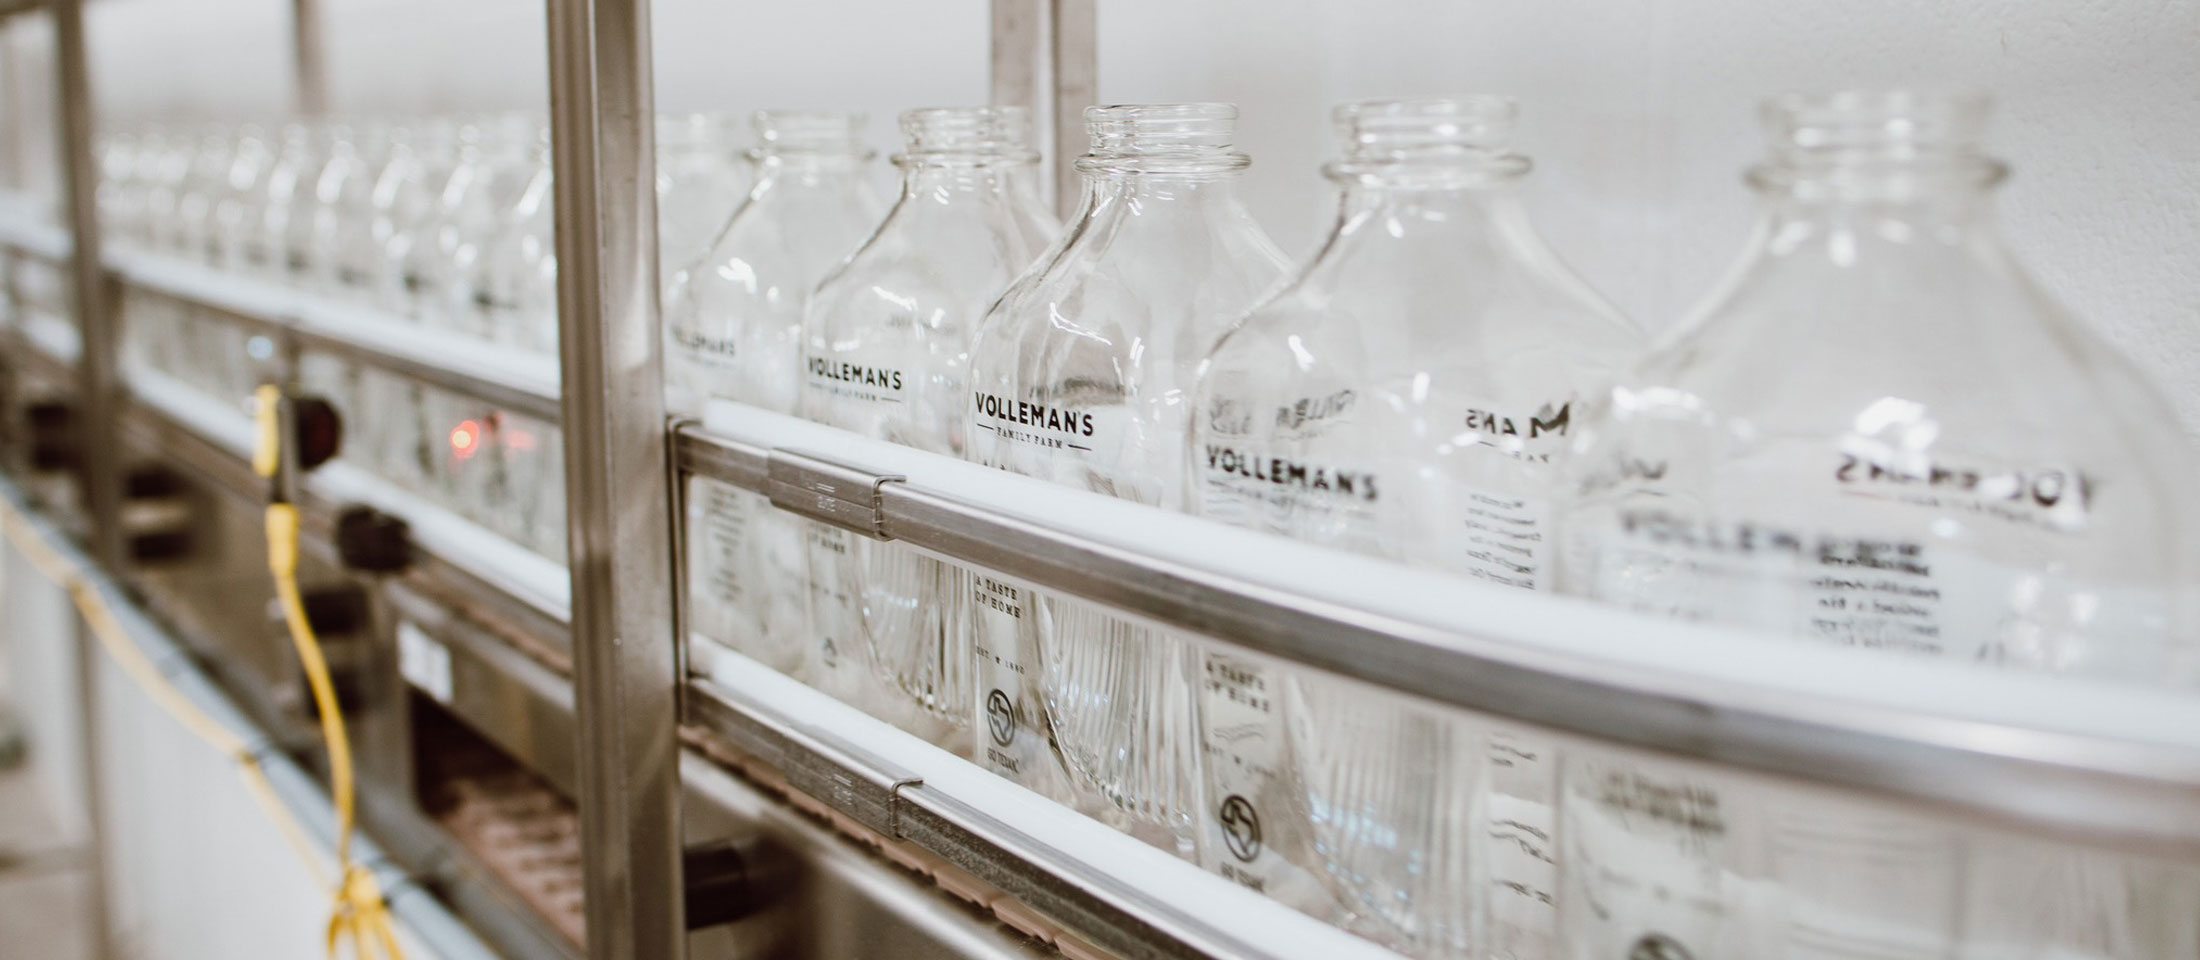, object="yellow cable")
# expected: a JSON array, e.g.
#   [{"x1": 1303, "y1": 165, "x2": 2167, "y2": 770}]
[{"x1": 255, "y1": 382, "x2": 406, "y2": 960}]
